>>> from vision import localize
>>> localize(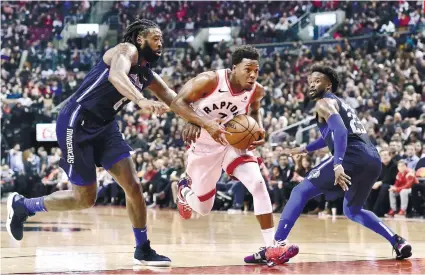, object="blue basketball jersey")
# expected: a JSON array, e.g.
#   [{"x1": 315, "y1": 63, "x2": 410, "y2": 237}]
[
  {"x1": 70, "y1": 59, "x2": 153, "y2": 122},
  {"x1": 316, "y1": 92, "x2": 372, "y2": 154}
]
